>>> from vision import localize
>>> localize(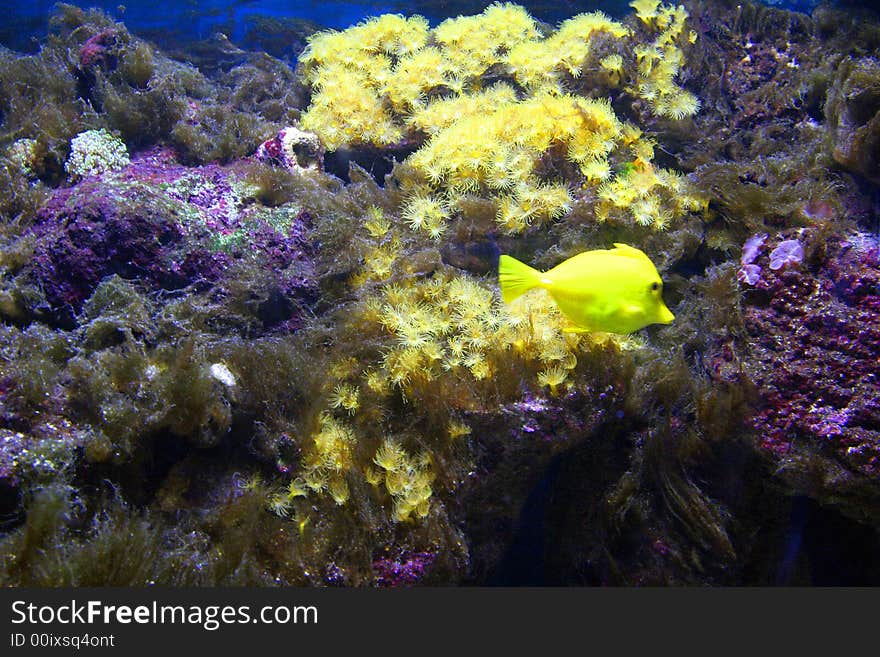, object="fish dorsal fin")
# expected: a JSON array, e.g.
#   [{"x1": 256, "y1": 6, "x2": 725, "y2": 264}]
[{"x1": 611, "y1": 243, "x2": 652, "y2": 262}]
